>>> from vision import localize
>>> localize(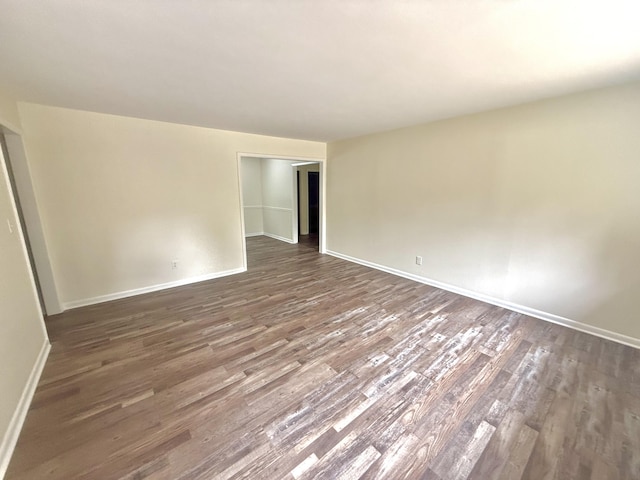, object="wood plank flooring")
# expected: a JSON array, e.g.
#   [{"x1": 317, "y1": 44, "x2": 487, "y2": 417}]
[{"x1": 6, "y1": 236, "x2": 640, "y2": 479}]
